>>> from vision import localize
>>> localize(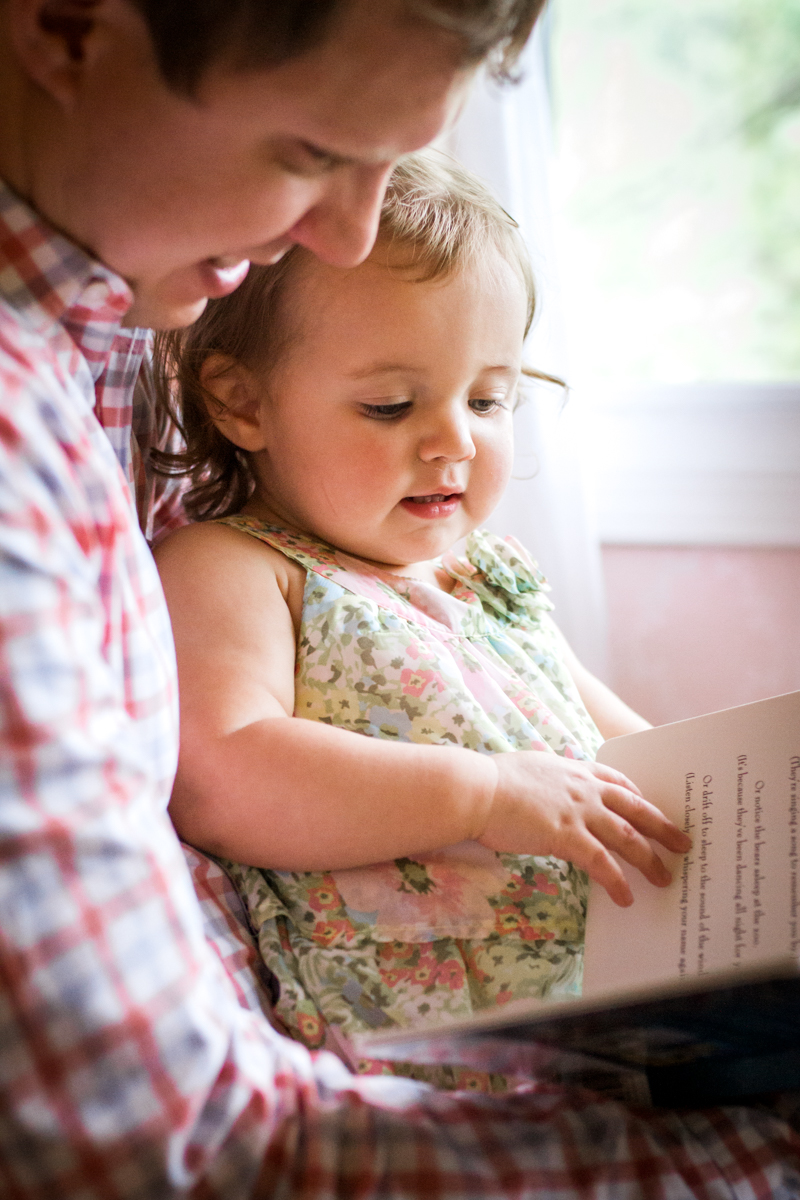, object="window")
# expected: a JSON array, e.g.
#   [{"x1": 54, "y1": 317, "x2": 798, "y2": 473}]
[
  {"x1": 552, "y1": 0, "x2": 800, "y2": 546},
  {"x1": 553, "y1": 0, "x2": 800, "y2": 386}
]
